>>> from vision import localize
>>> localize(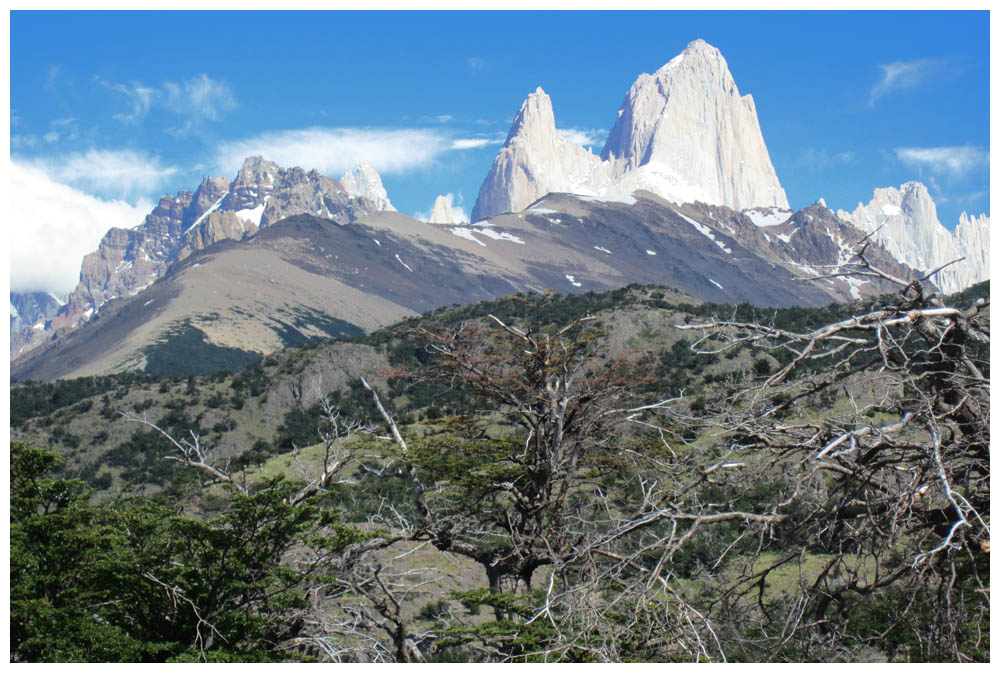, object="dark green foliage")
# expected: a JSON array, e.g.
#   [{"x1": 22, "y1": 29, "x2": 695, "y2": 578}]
[
  {"x1": 10, "y1": 442, "x2": 364, "y2": 663},
  {"x1": 10, "y1": 372, "x2": 155, "y2": 425},
  {"x1": 141, "y1": 320, "x2": 260, "y2": 377}
]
